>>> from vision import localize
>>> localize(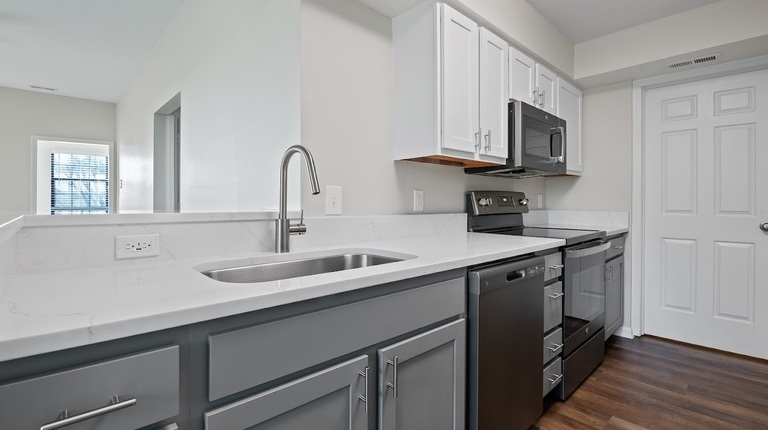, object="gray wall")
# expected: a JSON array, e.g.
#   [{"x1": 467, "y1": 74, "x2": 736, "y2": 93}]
[
  {"x1": 546, "y1": 82, "x2": 633, "y2": 211},
  {"x1": 0, "y1": 86, "x2": 116, "y2": 213},
  {"x1": 299, "y1": 0, "x2": 546, "y2": 216}
]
